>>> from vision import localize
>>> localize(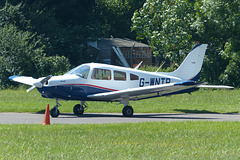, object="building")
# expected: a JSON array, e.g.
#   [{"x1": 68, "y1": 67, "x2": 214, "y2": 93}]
[{"x1": 87, "y1": 38, "x2": 152, "y2": 67}]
